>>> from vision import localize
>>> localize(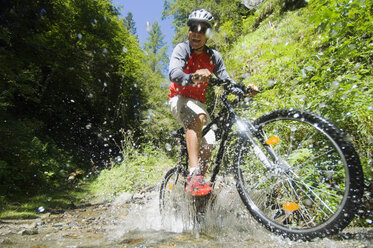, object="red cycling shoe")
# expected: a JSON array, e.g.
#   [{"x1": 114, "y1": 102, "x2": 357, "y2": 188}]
[{"x1": 185, "y1": 174, "x2": 212, "y2": 196}]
